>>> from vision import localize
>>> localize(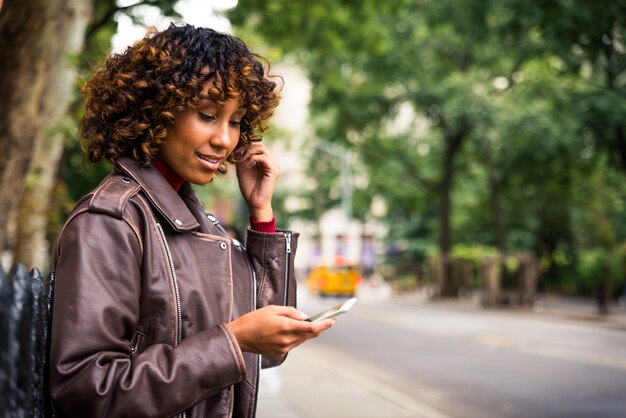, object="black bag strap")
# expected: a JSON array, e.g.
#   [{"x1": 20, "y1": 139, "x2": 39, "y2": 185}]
[{"x1": 44, "y1": 271, "x2": 55, "y2": 418}]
